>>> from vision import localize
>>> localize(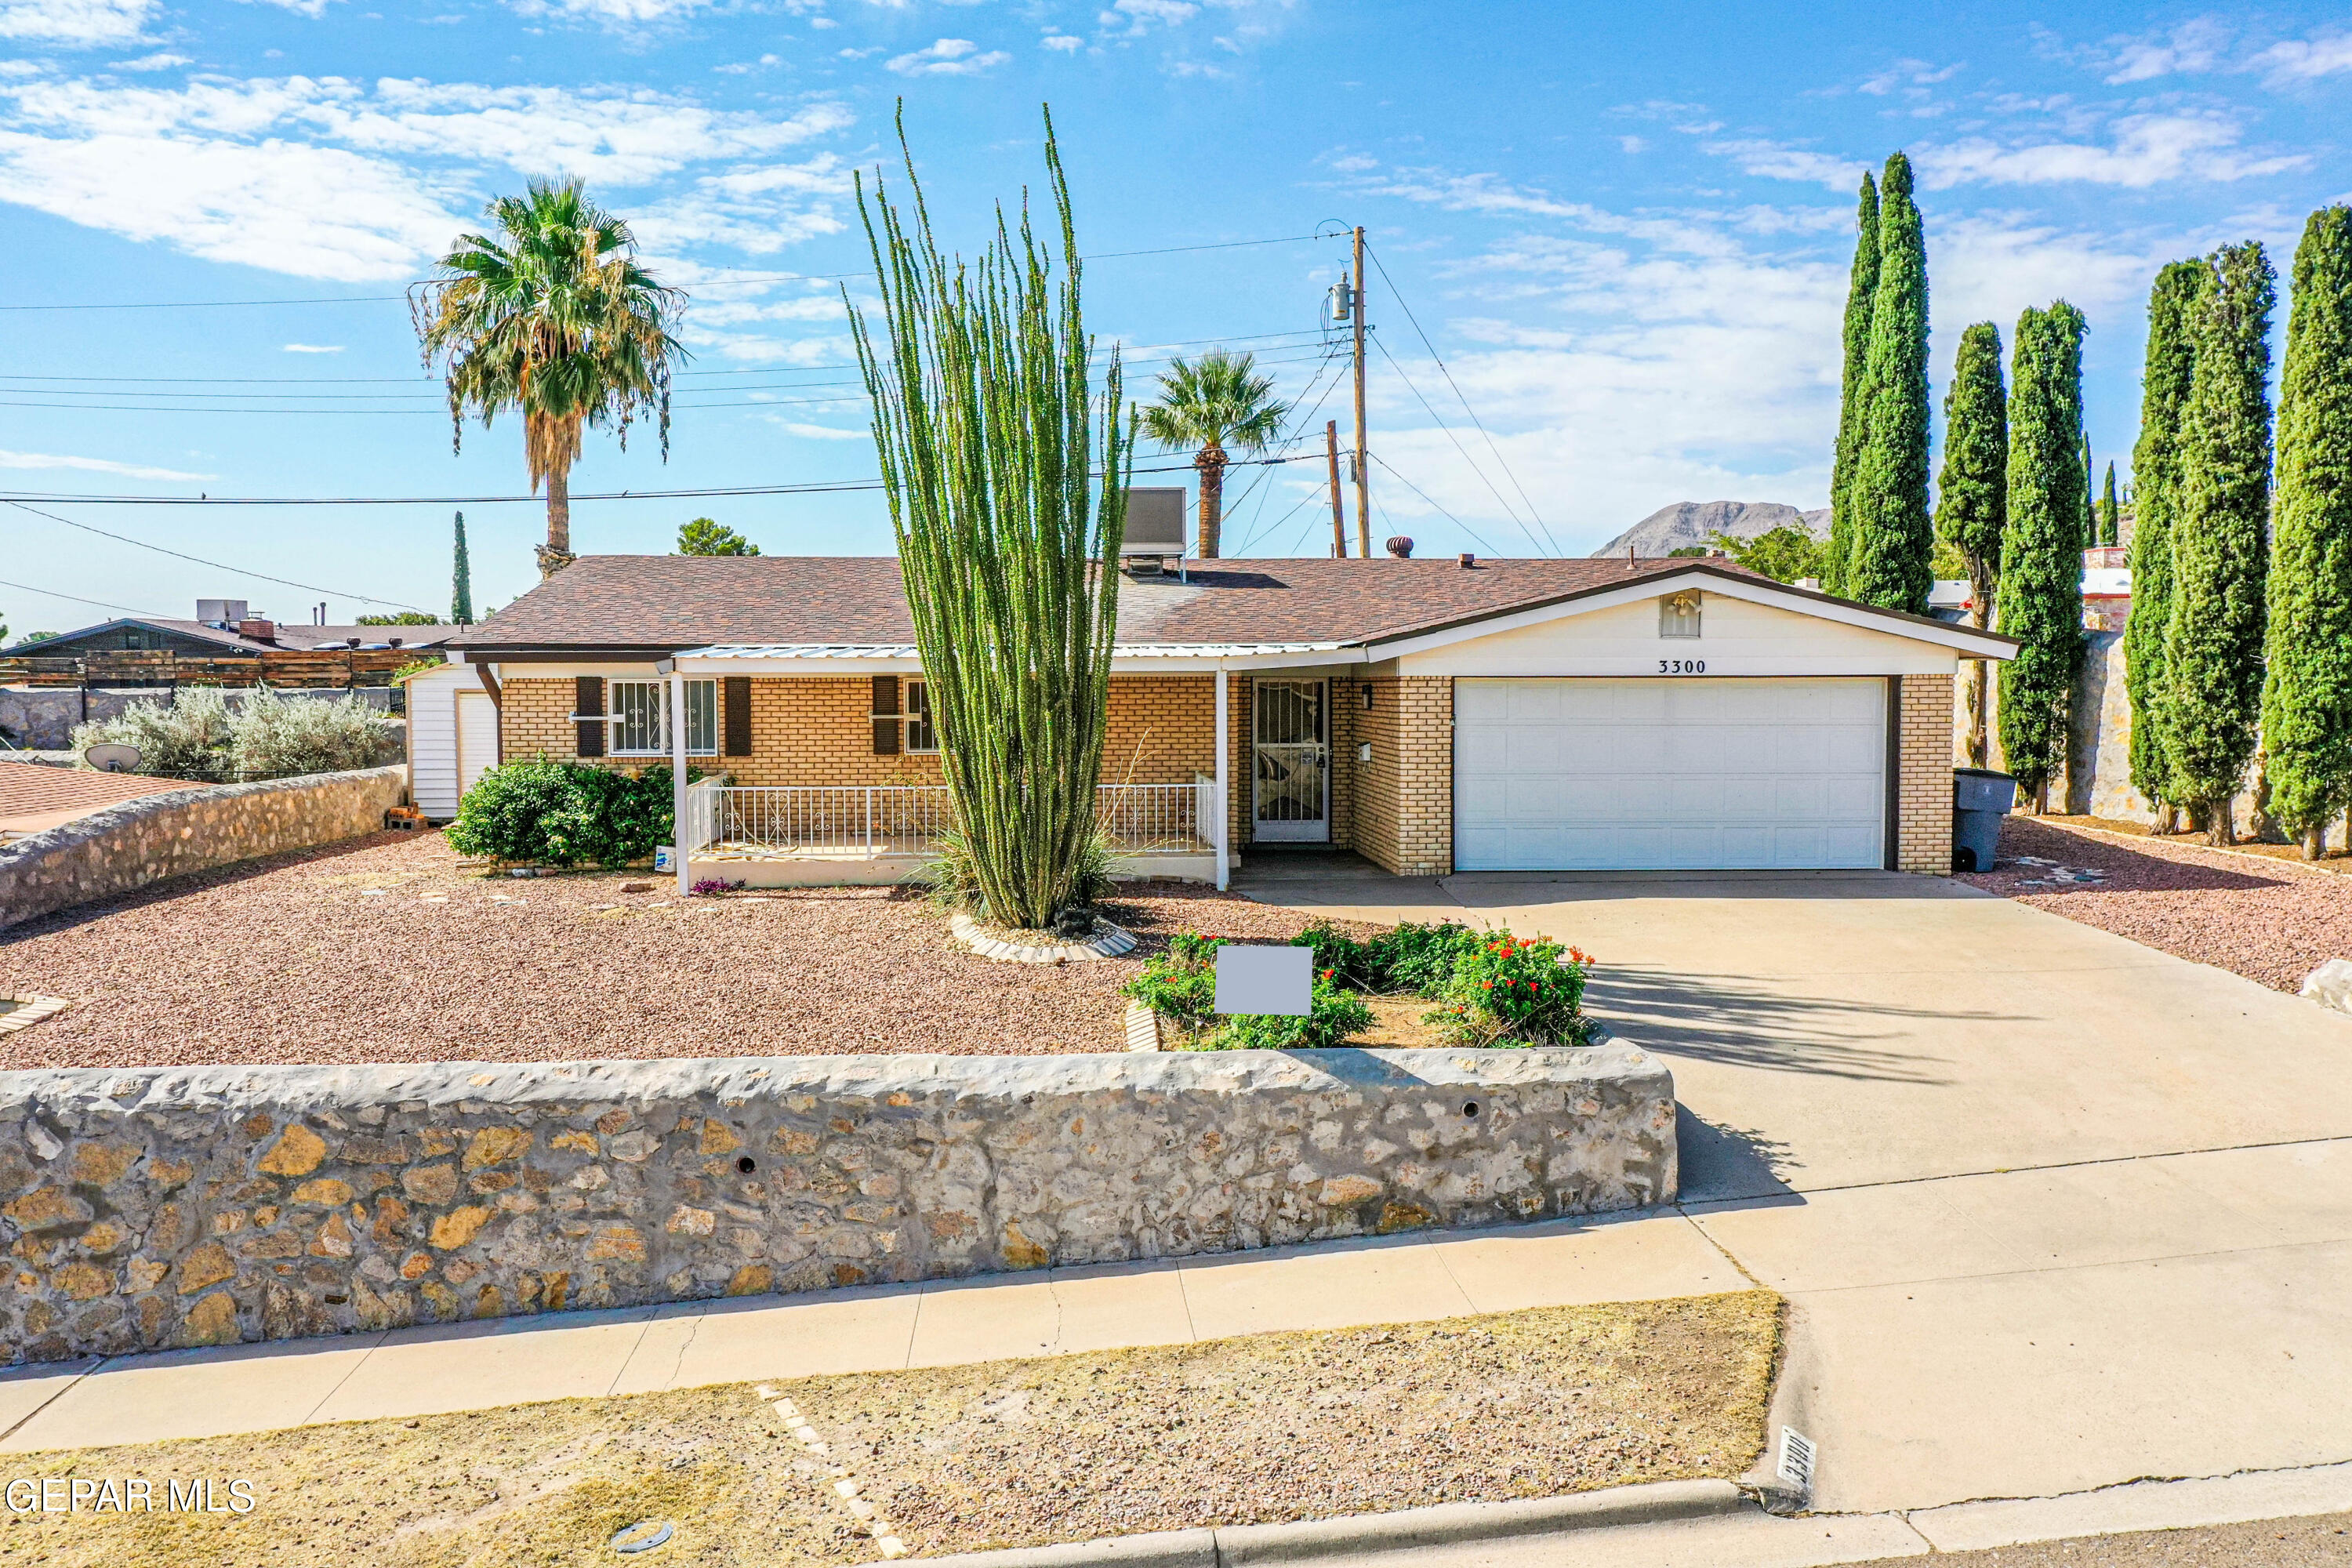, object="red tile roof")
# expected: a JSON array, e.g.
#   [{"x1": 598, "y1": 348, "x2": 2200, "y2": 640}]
[{"x1": 445, "y1": 554, "x2": 1825, "y2": 654}]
